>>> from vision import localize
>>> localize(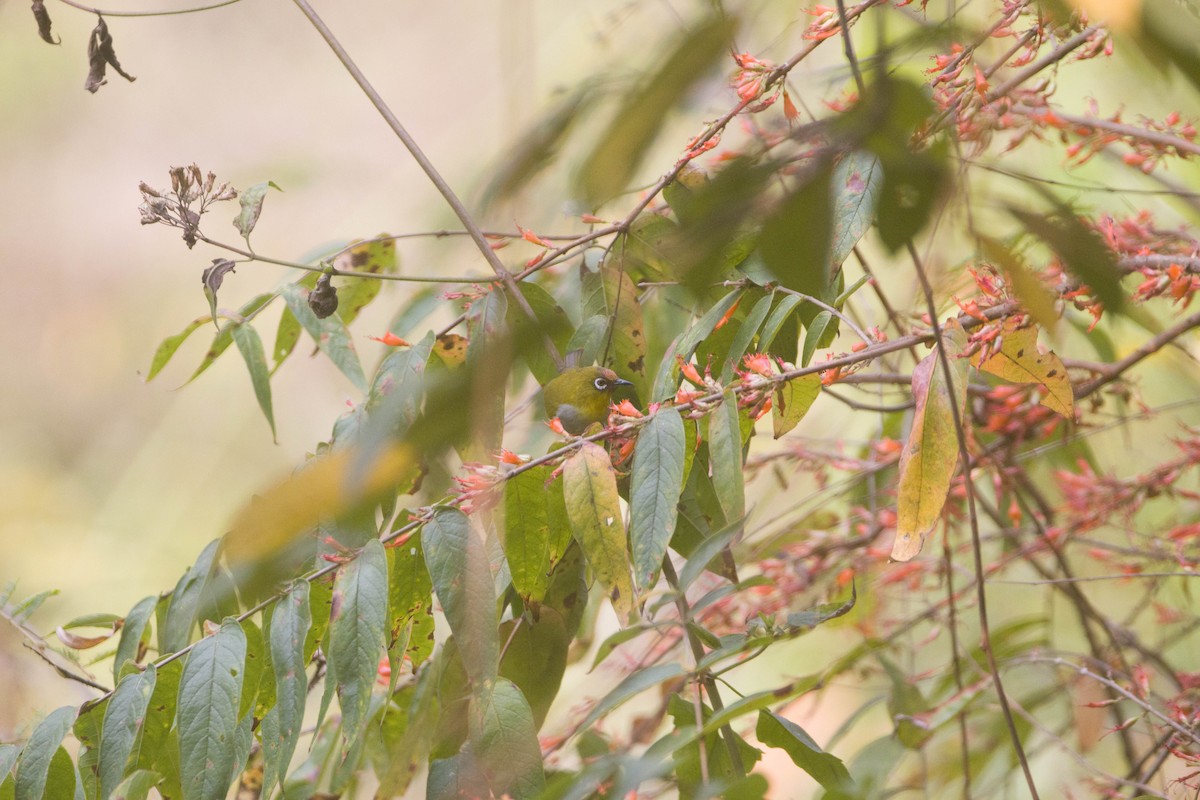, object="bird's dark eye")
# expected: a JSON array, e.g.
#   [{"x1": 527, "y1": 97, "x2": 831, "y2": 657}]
[{"x1": 593, "y1": 378, "x2": 608, "y2": 391}]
